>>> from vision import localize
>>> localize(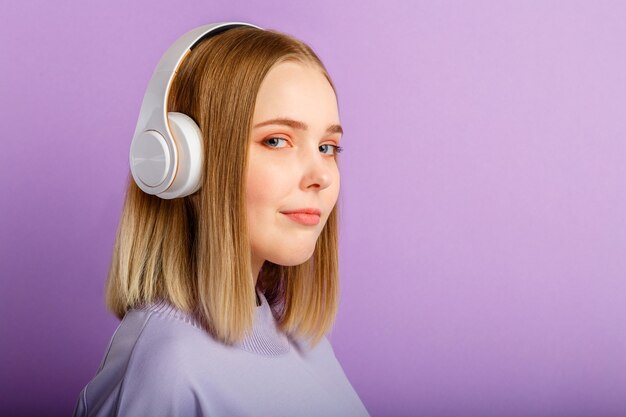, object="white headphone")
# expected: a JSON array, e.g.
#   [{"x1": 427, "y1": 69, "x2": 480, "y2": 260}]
[{"x1": 129, "y1": 22, "x2": 262, "y2": 199}]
